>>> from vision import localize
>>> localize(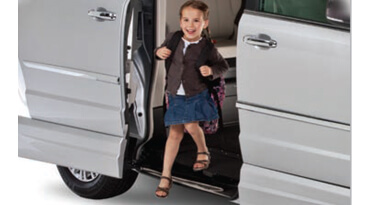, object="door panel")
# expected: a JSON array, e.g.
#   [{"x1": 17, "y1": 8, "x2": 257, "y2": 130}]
[
  {"x1": 237, "y1": 106, "x2": 350, "y2": 186},
  {"x1": 19, "y1": 0, "x2": 131, "y2": 136},
  {"x1": 19, "y1": 0, "x2": 126, "y2": 77},
  {"x1": 239, "y1": 164, "x2": 350, "y2": 205},
  {"x1": 237, "y1": 13, "x2": 350, "y2": 124},
  {"x1": 22, "y1": 61, "x2": 123, "y2": 135},
  {"x1": 19, "y1": 116, "x2": 126, "y2": 178},
  {"x1": 237, "y1": 3, "x2": 350, "y2": 191}
]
